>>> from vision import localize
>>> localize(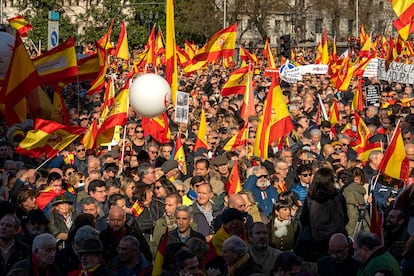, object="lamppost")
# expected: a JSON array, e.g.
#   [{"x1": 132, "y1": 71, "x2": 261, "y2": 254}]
[{"x1": 140, "y1": 10, "x2": 159, "y2": 35}]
